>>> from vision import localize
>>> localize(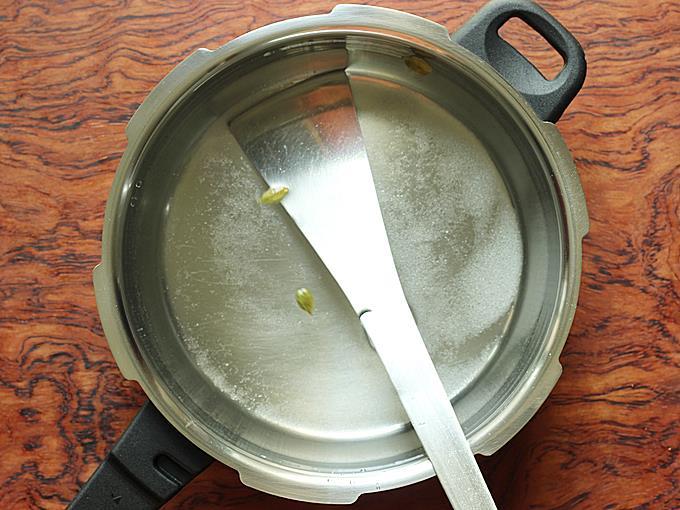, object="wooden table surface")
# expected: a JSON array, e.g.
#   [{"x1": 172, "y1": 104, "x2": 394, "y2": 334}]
[{"x1": 1, "y1": 0, "x2": 678, "y2": 508}]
